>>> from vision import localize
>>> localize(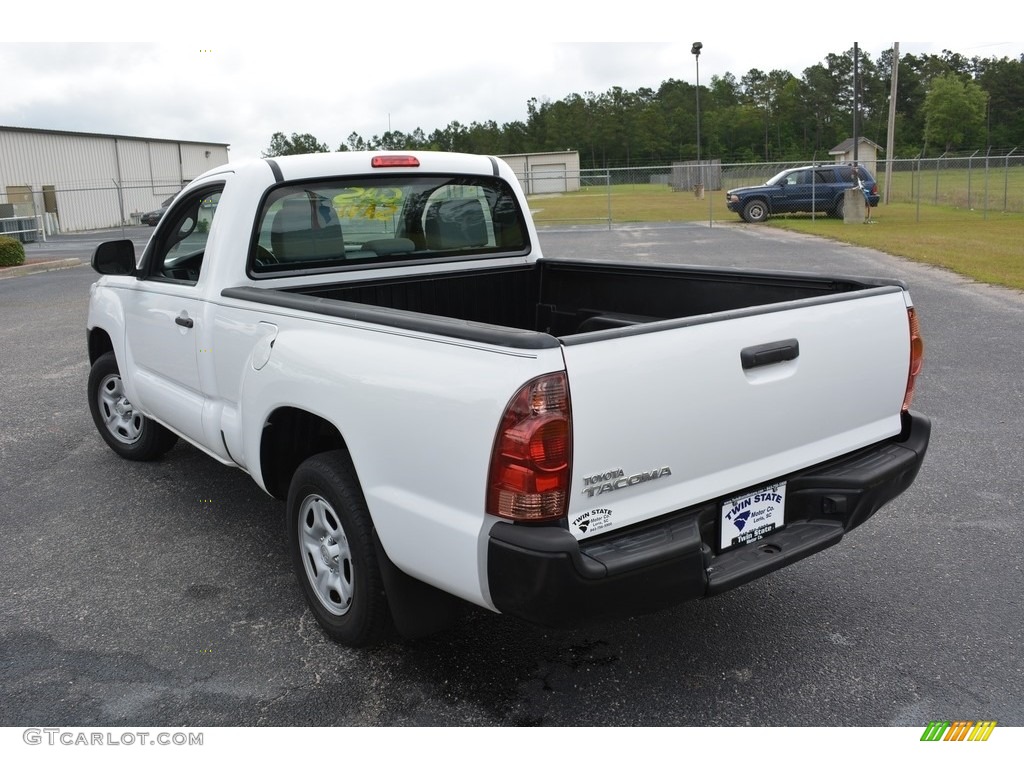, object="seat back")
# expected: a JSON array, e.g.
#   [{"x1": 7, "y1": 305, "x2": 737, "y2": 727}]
[
  {"x1": 270, "y1": 196, "x2": 345, "y2": 262},
  {"x1": 424, "y1": 198, "x2": 488, "y2": 250}
]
